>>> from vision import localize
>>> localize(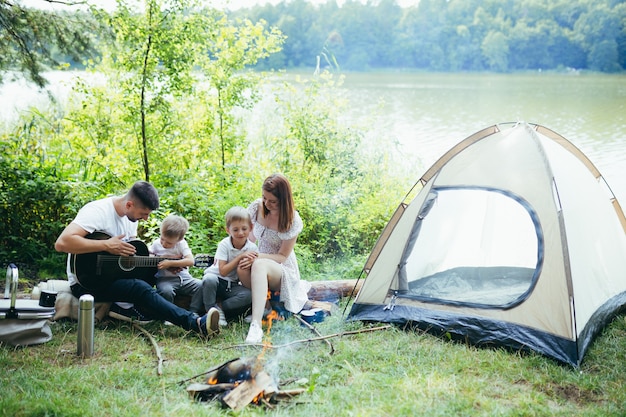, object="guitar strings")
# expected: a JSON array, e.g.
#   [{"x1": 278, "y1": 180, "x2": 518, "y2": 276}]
[{"x1": 95, "y1": 255, "x2": 170, "y2": 267}]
